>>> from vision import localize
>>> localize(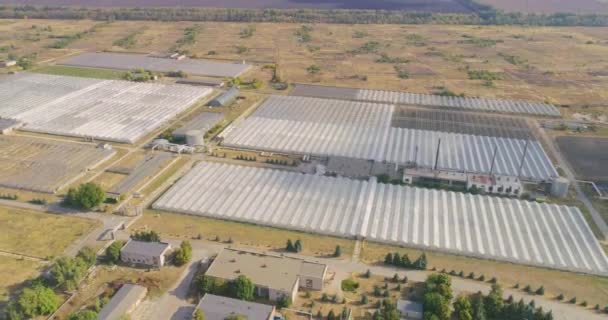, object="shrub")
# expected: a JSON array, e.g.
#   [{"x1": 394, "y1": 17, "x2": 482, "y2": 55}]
[
  {"x1": 570, "y1": 297, "x2": 577, "y2": 304},
  {"x1": 535, "y1": 286, "x2": 545, "y2": 296},
  {"x1": 341, "y1": 278, "x2": 359, "y2": 292},
  {"x1": 557, "y1": 293, "x2": 564, "y2": 300},
  {"x1": 65, "y1": 183, "x2": 105, "y2": 209}
]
